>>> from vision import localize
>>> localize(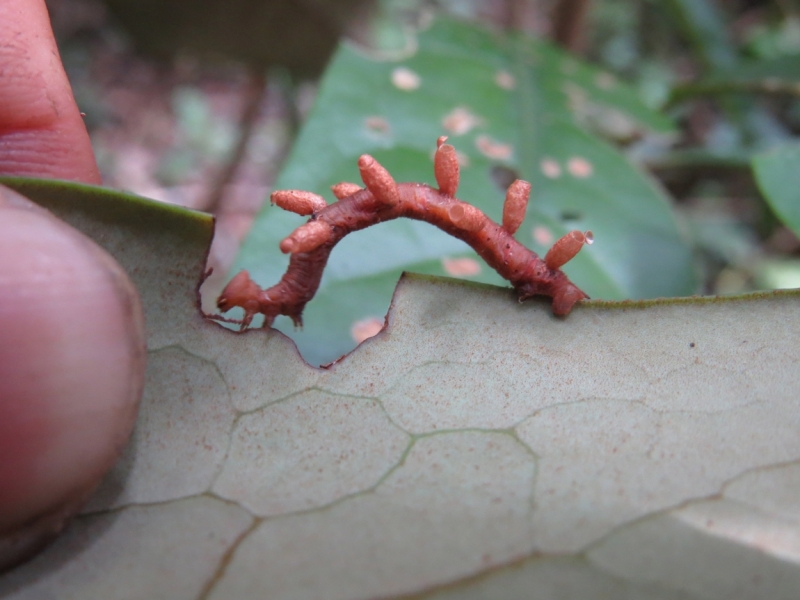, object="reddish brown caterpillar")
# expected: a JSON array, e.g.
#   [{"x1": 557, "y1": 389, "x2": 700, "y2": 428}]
[{"x1": 216, "y1": 137, "x2": 592, "y2": 329}]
